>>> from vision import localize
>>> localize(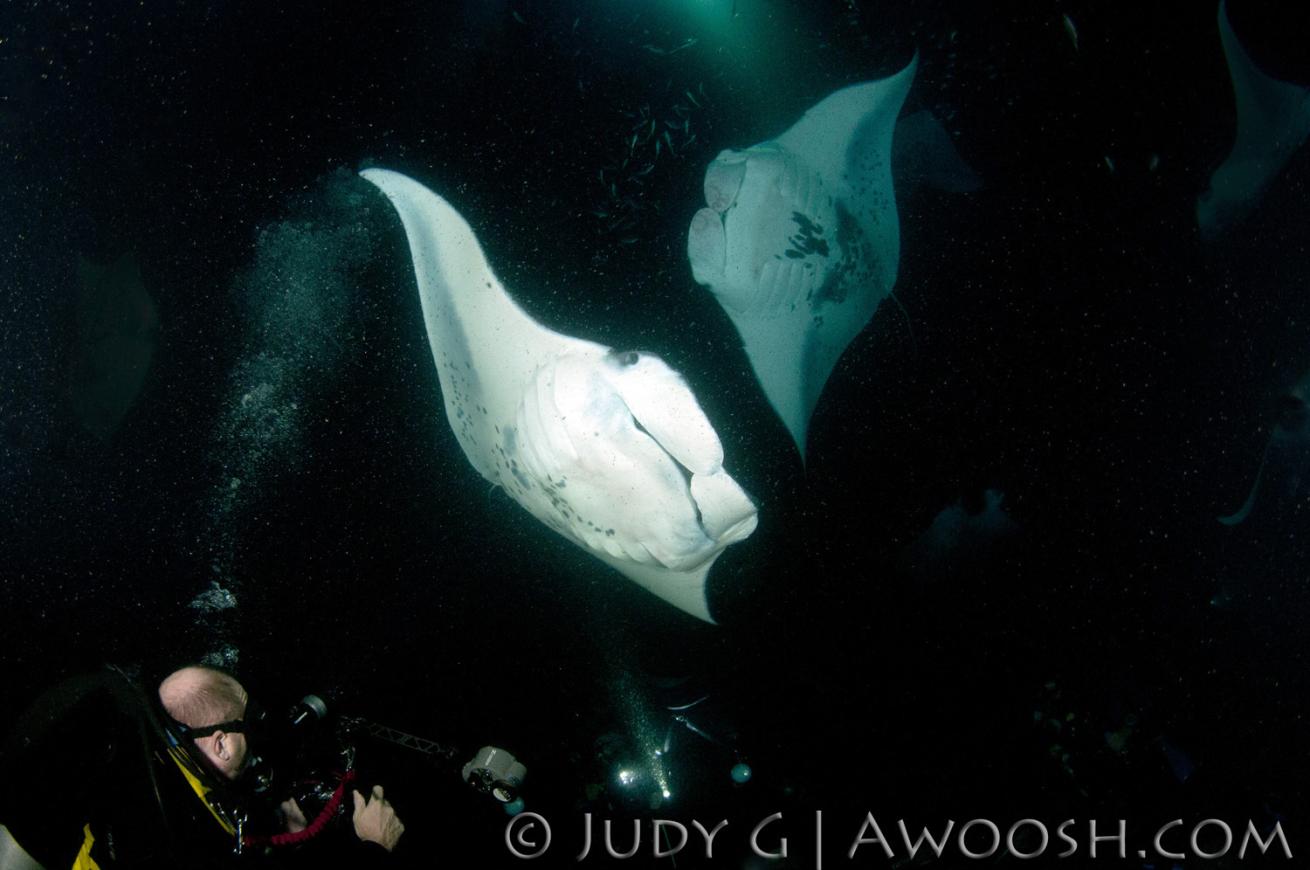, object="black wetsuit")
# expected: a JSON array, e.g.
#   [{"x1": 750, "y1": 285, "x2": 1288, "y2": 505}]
[{"x1": 0, "y1": 667, "x2": 407, "y2": 869}]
